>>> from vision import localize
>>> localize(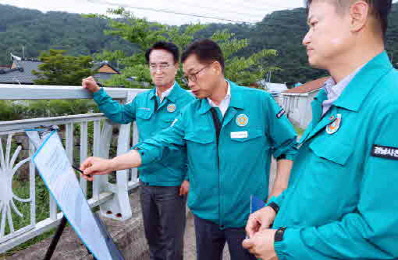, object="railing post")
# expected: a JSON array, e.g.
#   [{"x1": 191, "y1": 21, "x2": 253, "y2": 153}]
[
  {"x1": 79, "y1": 121, "x2": 88, "y2": 196},
  {"x1": 99, "y1": 90, "x2": 138, "y2": 221}
]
